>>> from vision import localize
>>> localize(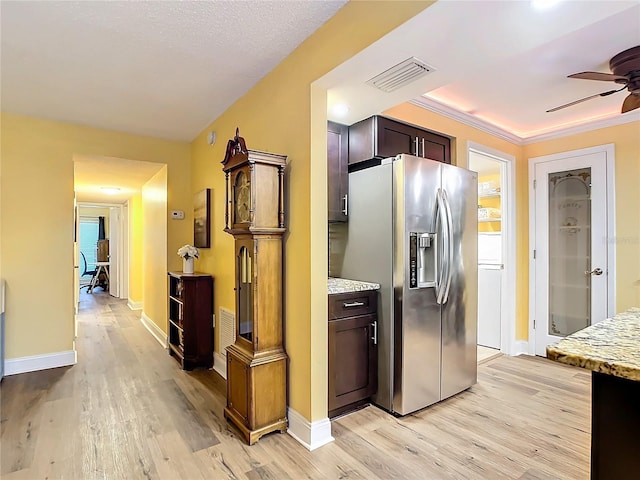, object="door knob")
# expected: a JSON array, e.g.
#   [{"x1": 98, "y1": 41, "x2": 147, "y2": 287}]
[{"x1": 585, "y1": 268, "x2": 603, "y2": 276}]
